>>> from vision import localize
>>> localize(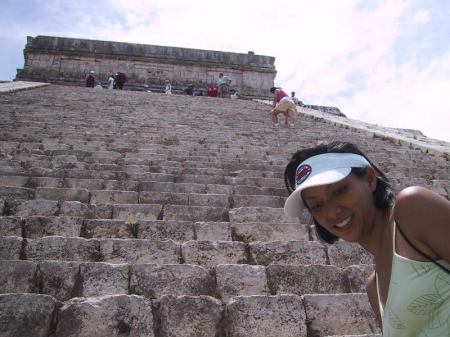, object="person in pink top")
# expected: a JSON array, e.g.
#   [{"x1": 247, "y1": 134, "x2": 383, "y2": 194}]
[{"x1": 270, "y1": 87, "x2": 297, "y2": 128}]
